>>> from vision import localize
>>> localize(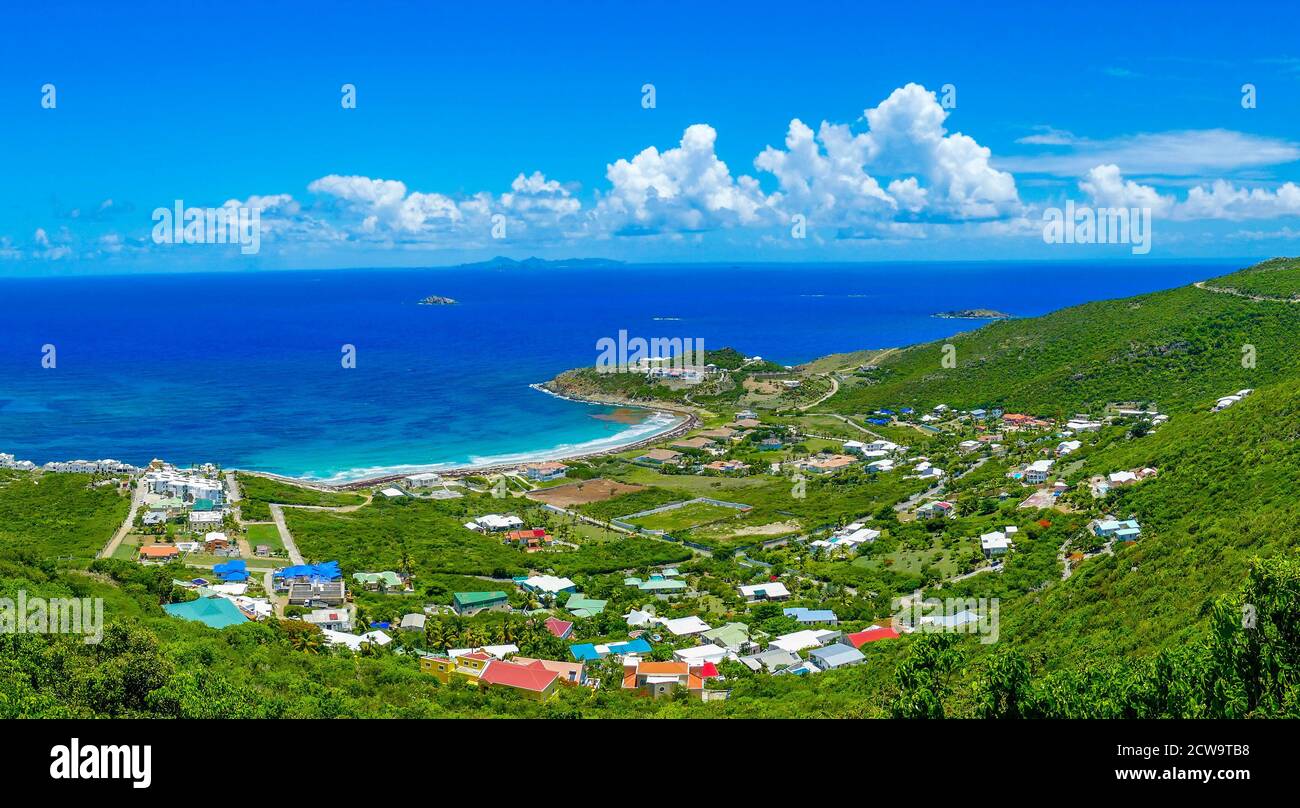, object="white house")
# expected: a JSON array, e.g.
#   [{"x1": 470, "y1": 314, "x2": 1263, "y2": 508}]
[
  {"x1": 404, "y1": 472, "x2": 442, "y2": 488},
  {"x1": 1024, "y1": 459, "x2": 1053, "y2": 484},
  {"x1": 771, "y1": 629, "x2": 841, "y2": 654},
  {"x1": 468, "y1": 514, "x2": 525, "y2": 532},
  {"x1": 673, "y1": 644, "x2": 729, "y2": 666},
  {"x1": 302, "y1": 608, "x2": 352, "y2": 632},
  {"x1": 981, "y1": 530, "x2": 1012, "y2": 558},
  {"x1": 1057, "y1": 440, "x2": 1082, "y2": 456},
  {"x1": 738, "y1": 582, "x2": 791, "y2": 602},
  {"x1": 660, "y1": 616, "x2": 712, "y2": 636}
]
